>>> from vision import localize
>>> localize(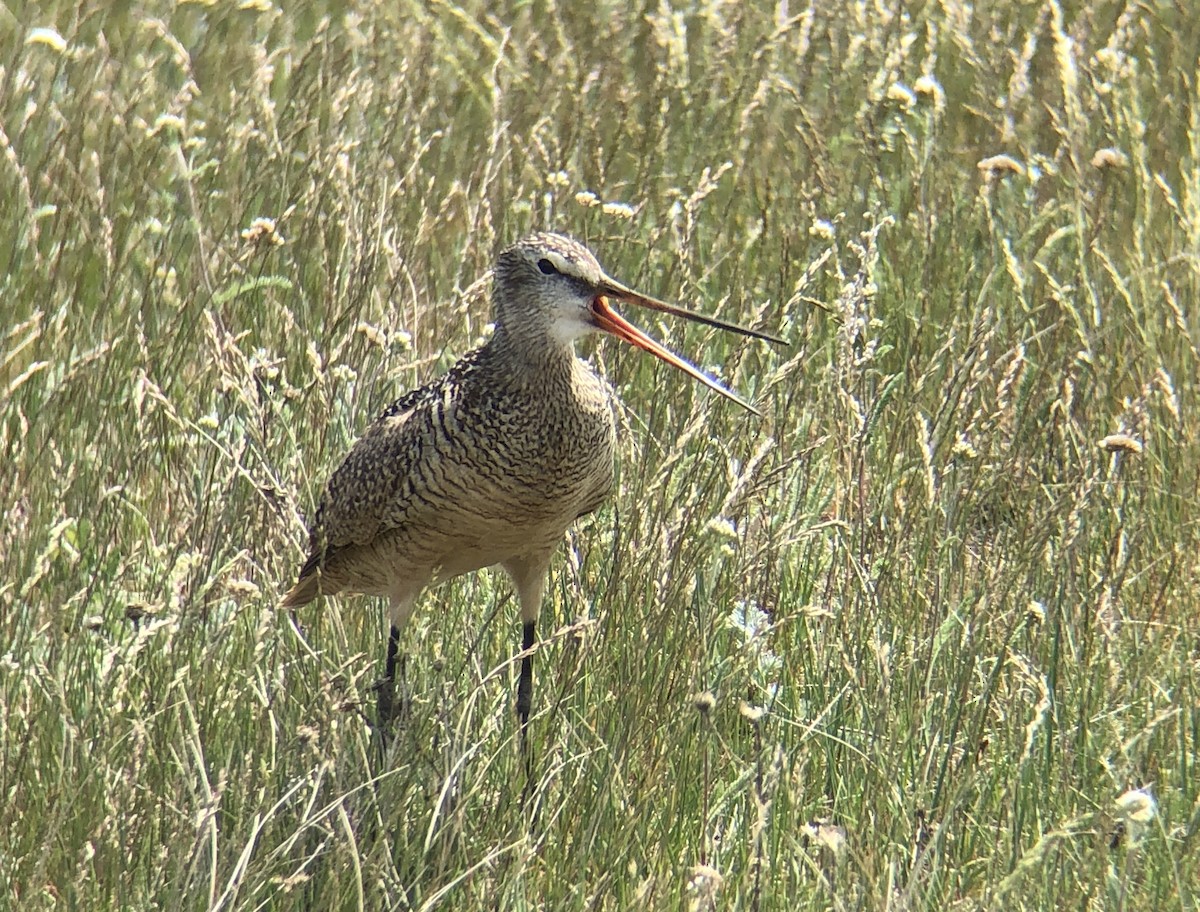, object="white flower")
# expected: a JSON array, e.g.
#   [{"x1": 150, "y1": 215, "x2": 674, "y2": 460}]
[
  {"x1": 687, "y1": 864, "x2": 723, "y2": 912},
  {"x1": 809, "y1": 219, "x2": 836, "y2": 240},
  {"x1": 1115, "y1": 787, "x2": 1157, "y2": 846},
  {"x1": 704, "y1": 517, "x2": 738, "y2": 540},
  {"x1": 802, "y1": 820, "x2": 848, "y2": 859}
]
